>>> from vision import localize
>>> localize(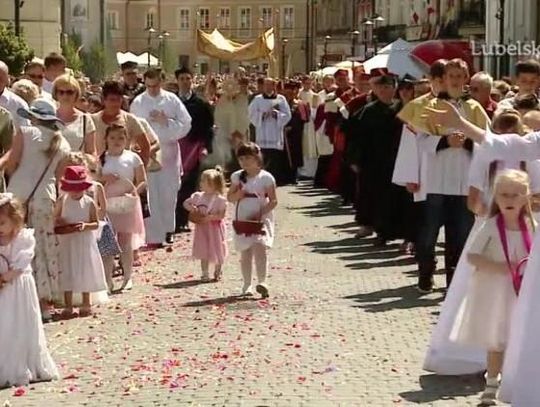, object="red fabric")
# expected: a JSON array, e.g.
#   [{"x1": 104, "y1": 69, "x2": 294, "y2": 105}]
[
  {"x1": 314, "y1": 104, "x2": 326, "y2": 131},
  {"x1": 297, "y1": 101, "x2": 310, "y2": 122},
  {"x1": 179, "y1": 138, "x2": 205, "y2": 175},
  {"x1": 483, "y1": 98, "x2": 498, "y2": 119},
  {"x1": 411, "y1": 40, "x2": 474, "y2": 73}
]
